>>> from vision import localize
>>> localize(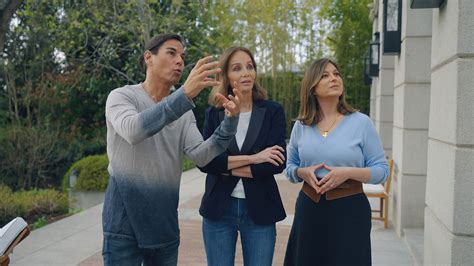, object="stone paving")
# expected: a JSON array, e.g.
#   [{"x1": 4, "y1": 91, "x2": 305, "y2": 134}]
[{"x1": 10, "y1": 168, "x2": 413, "y2": 265}]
